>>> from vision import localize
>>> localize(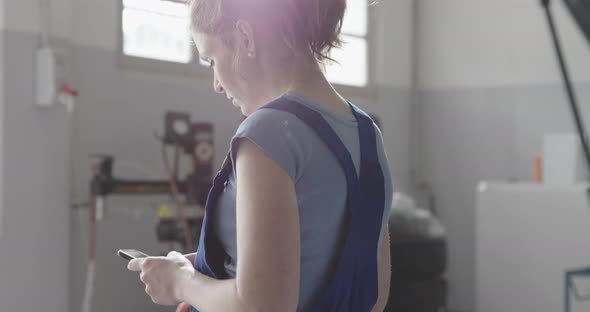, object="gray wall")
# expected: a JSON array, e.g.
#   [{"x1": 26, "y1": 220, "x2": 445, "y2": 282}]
[
  {"x1": 0, "y1": 3, "x2": 4, "y2": 239},
  {"x1": 415, "y1": 0, "x2": 590, "y2": 89},
  {"x1": 414, "y1": 0, "x2": 590, "y2": 311},
  {"x1": 0, "y1": 0, "x2": 75, "y2": 310},
  {"x1": 415, "y1": 84, "x2": 590, "y2": 311},
  {"x1": 0, "y1": 31, "x2": 72, "y2": 312}
]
